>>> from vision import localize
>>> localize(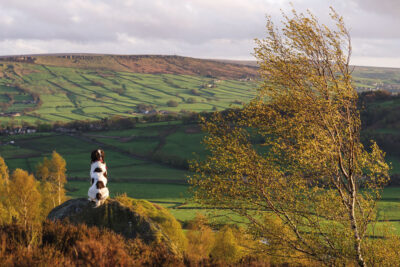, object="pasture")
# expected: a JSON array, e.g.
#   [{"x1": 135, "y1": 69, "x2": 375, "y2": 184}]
[
  {"x1": 2, "y1": 120, "x2": 400, "y2": 229},
  {"x1": 2, "y1": 59, "x2": 400, "y2": 126},
  {"x1": 1, "y1": 57, "x2": 400, "y2": 227},
  {"x1": 0, "y1": 62, "x2": 257, "y2": 125},
  {"x1": 0, "y1": 121, "x2": 200, "y2": 181},
  {"x1": 0, "y1": 120, "x2": 229, "y2": 224}
]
